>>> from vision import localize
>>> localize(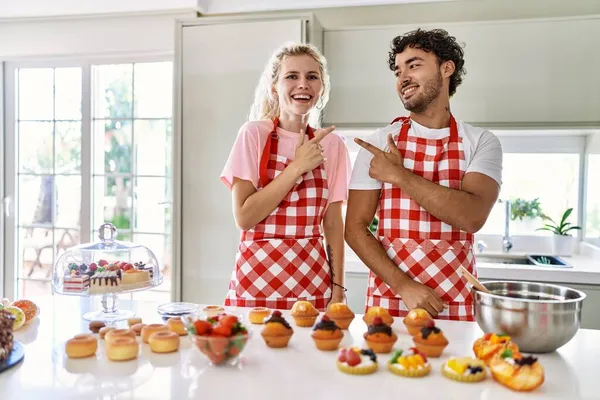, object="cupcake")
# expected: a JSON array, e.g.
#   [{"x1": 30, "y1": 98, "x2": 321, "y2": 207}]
[
  {"x1": 363, "y1": 316, "x2": 397, "y2": 354},
  {"x1": 362, "y1": 306, "x2": 394, "y2": 326},
  {"x1": 325, "y1": 302, "x2": 355, "y2": 329},
  {"x1": 248, "y1": 307, "x2": 271, "y2": 324},
  {"x1": 311, "y1": 315, "x2": 343, "y2": 351},
  {"x1": 388, "y1": 348, "x2": 431, "y2": 377},
  {"x1": 442, "y1": 357, "x2": 487, "y2": 382},
  {"x1": 290, "y1": 301, "x2": 319, "y2": 327},
  {"x1": 261, "y1": 310, "x2": 294, "y2": 348},
  {"x1": 488, "y1": 349, "x2": 544, "y2": 392},
  {"x1": 412, "y1": 320, "x2": 448, "y2": 358},
  {"x1": 336, "y1": 347, "x2": 378, "y2": 375},
  {"x1": 402, "y1": 308, "x2": 433, "y2": 336},
  {"x1": 202, "y1": 305, "x2": 225, "y2": 318},
  {"x1": 473, "y1": 333, "x2": 520, "y2": 365}
]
